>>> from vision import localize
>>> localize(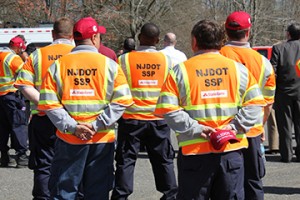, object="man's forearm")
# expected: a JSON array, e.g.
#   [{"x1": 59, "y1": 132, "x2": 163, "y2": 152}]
[
  {"x1": 263, "y1": 103, "x2": 273, "y2": 125},
  {"x1": 164, "y1": 110, "x2": 204, "y2": 136},
  {"x1": 91, "y1": 103, "x2": 126, "y2": 131},
  {"x1": 20, "y1": 86, "x2": 40, "y2": 105}
]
